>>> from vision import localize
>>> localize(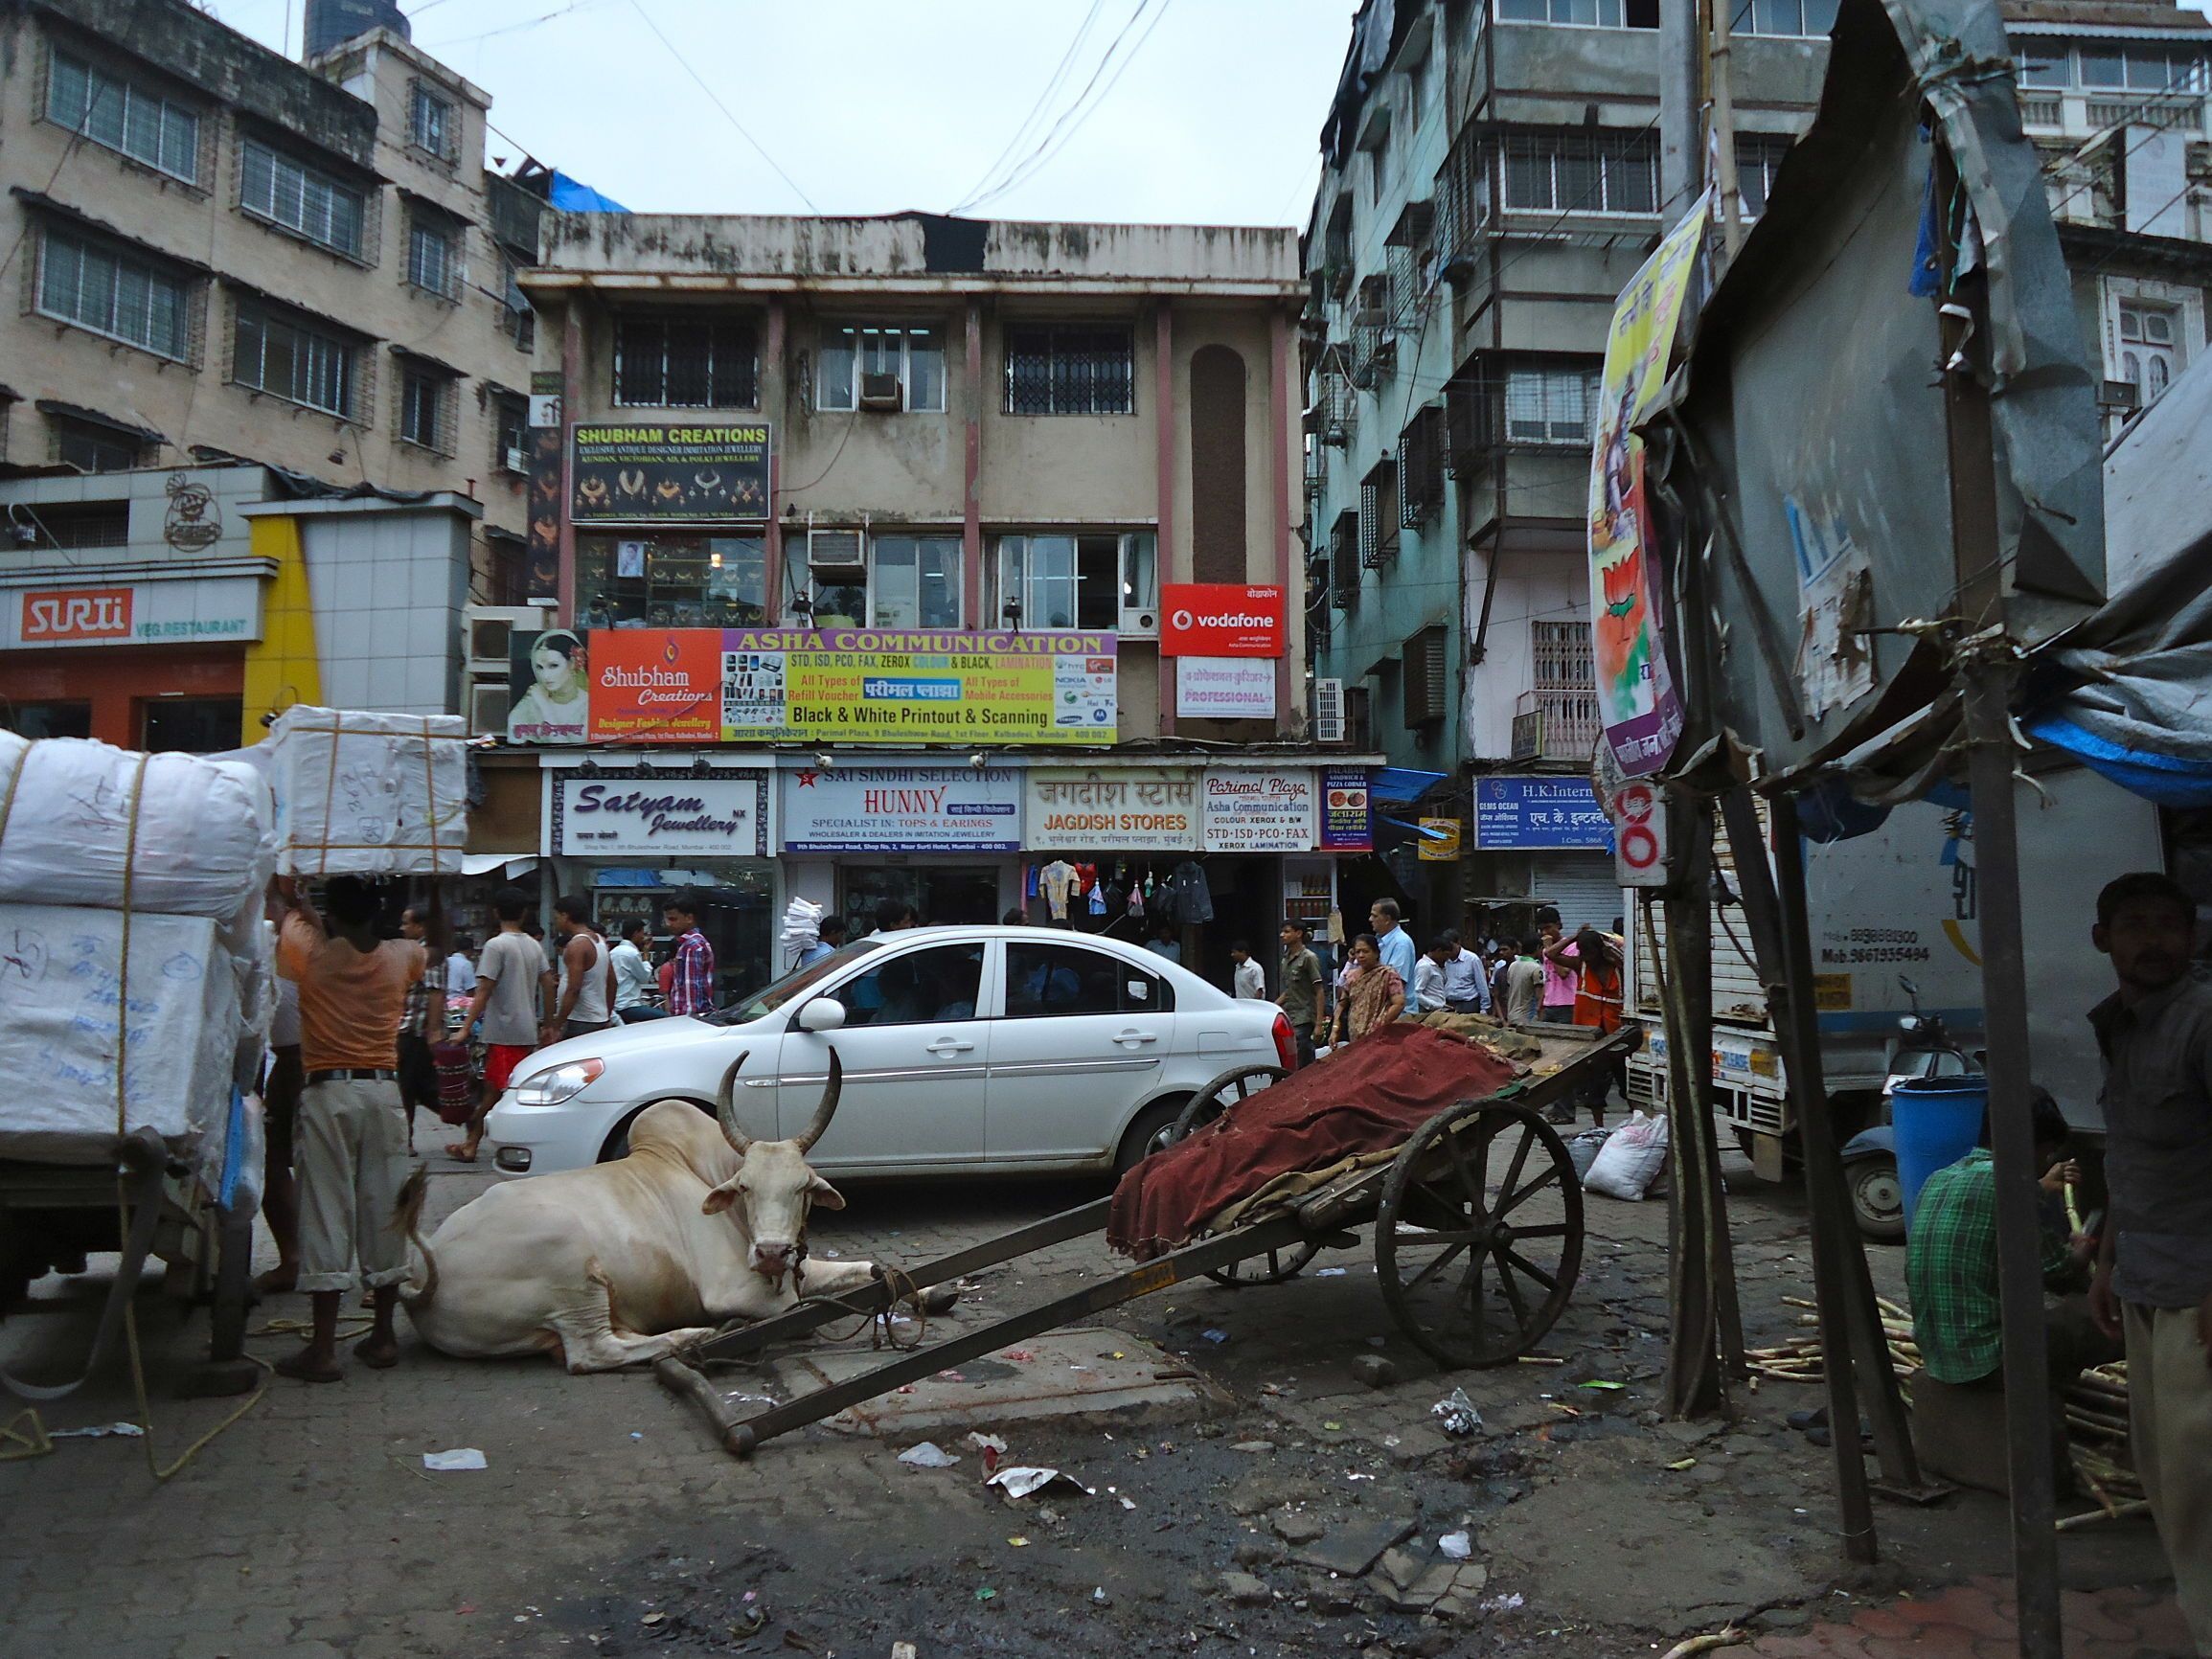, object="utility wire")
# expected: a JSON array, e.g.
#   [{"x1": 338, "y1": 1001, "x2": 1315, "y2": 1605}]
[
  {"x1": 948, "y1": 0, "x2": 1107, "y2": 215},
  {"x1": 959, "y1": 0, "x2": 1174, "y2": 216},
  {"x1": 627, "y1": 0, "x2": 819, "y2": 213}
]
